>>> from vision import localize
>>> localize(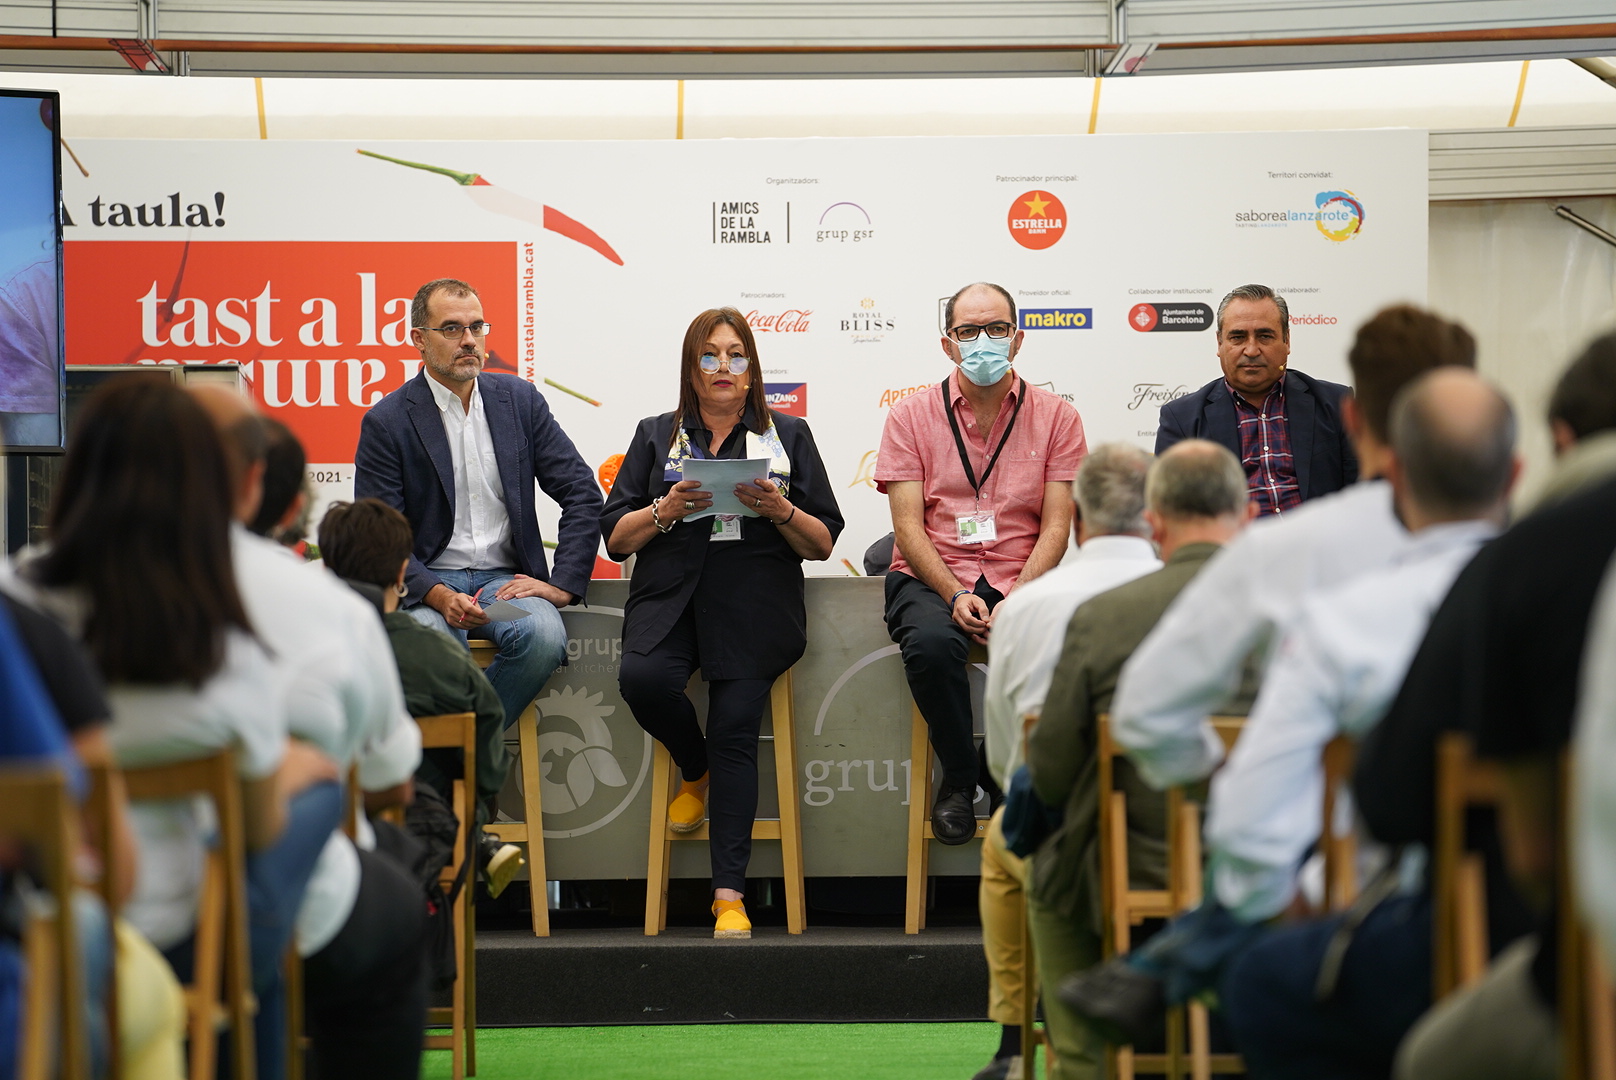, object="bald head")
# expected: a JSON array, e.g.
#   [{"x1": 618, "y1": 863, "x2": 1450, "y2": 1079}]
[
  {"x1": 1388, "y1": 367, "x2": 1516, "y2": 524},
  {"x1": 1146, "y1": 439, "x2": 1250, "y2": 521},
  {"x1": 188, "y1": 384, "x2": 267, "y2": 524}
]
